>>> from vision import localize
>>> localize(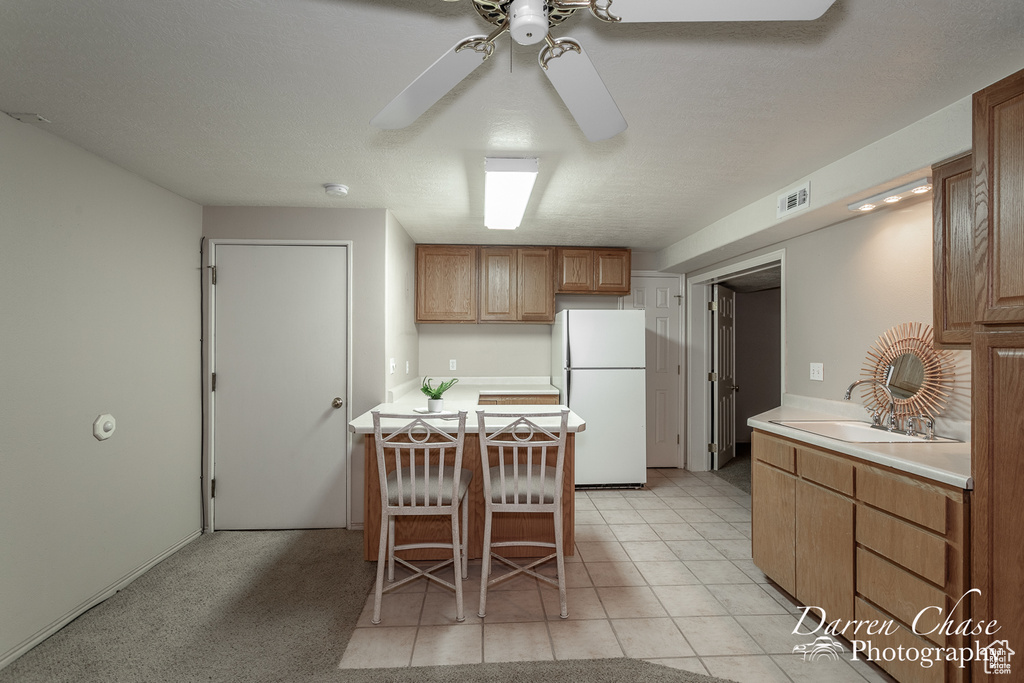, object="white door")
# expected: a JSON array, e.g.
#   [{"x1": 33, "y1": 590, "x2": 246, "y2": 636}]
[
  {"x1": 712, "y1": 284, "x2": 737, "y2": 470},
  {"x1": 622, "y1": 276, "x2": 682, "y2": 468},
  {"x1": 211, "y1": 243, "x2": 349, "y2": 529}
]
